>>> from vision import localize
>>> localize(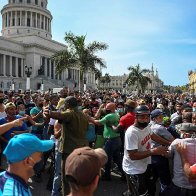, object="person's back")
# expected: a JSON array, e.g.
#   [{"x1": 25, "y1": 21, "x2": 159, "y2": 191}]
[{"x1": 60, "y1": 108, "x2": 89, "y2": 154}]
